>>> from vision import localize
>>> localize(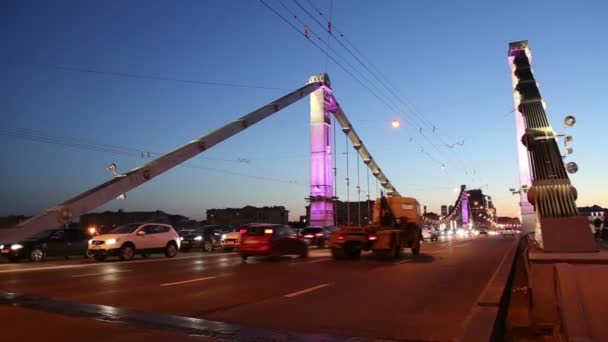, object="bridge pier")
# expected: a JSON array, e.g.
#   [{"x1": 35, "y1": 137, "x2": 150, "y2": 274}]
[
  {"x1": 508, "y1": 41, "x2": 538, "y2": 237},
  {"x1": 308, "y1": 74, "x2": 335, "y2": 227}
]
